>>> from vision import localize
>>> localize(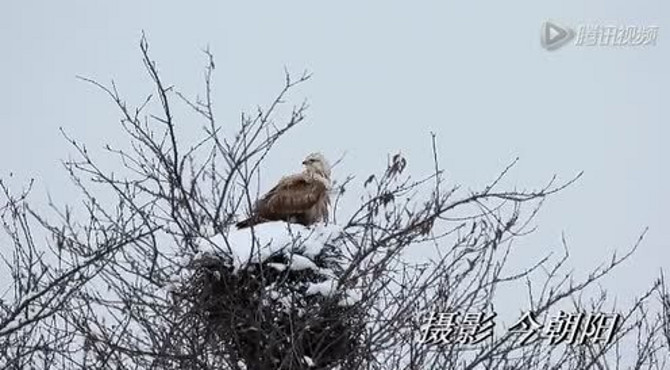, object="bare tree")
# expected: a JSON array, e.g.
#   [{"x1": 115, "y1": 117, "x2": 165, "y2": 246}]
[{"x1": 0, "y1": 37, "x2": 667, "y2": 369}]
